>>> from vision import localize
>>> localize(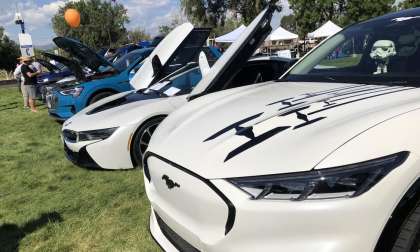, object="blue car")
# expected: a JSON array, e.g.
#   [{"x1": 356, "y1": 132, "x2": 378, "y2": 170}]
[
  {"x1": 47, "y1": 35, "x2": 221, "y2": 121},
  {"x1": 37, "y1": 52, "x2": 84, "y2": 101},
  {"x1": 36, "y1": 57, "x2": 73, "y2": 85},
  {"x1": 106, "y1": 43, "x2": 142, "y2": 63},
  {"x1": 47, "y1": 37, "x2": 154, "y2": 120}
]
